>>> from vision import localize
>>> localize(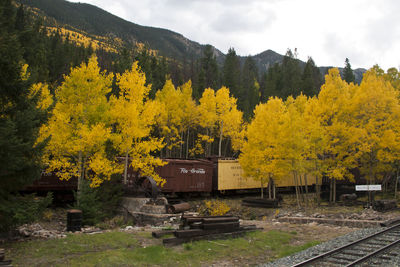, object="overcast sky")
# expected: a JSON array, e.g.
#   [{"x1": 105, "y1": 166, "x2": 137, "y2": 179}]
[{"x1": 68, "y1": 0, "x2": 400, "y2": 70}]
